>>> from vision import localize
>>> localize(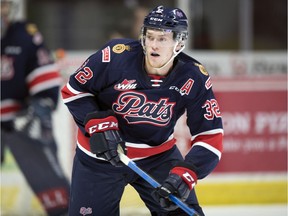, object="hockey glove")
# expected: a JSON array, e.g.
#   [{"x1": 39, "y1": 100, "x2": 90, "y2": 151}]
[
  {"x1": 84, "y1": 110, "x2": 126, "y2": 167},
  {"x1": 153, "y1": 163, "x2": 197, "y2": 211},
  {"x1": 29, "y1": 98, "x2": 58, "y2": 150},
  {"x1": 29, "y1": 97, "x2": 55, "y2": 130}
]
